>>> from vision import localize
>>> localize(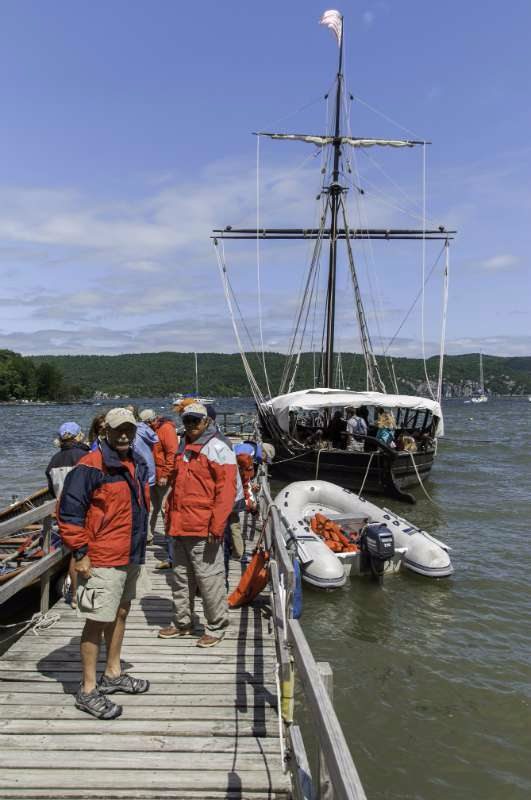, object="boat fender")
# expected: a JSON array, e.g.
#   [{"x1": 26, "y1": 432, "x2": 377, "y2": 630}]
[
  {"x1": 228, "y1": 547, "x2": 270, "y2": 608},
  {"x1": 292, "y1": 558, "x2": 303, "y2": 620}
]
